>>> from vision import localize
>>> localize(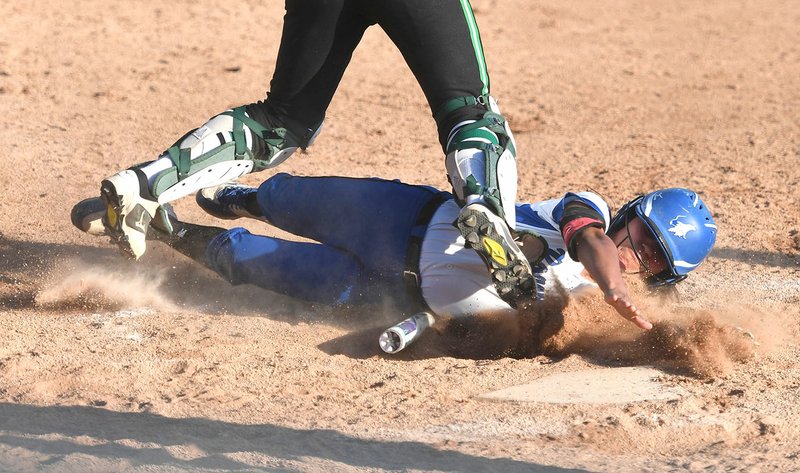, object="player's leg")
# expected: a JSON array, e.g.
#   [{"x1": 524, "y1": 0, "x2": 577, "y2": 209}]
[
  {"x1": 190, "y1": 170, "x2": 449, "y2": 308},
  {"x1": 197, "y1": 172, "x2": 448, "y2": 272},
  {"x1": 375, "y1": 0, "x2": 533, "y2": 302},
  {"x1": 189, "y1": 226, "x2": 367, "y2": 305},
  {"x1": 197, "y1": 173, "x2": 444, "y2": 251},
  {"x1": 101, "y1": 0, "x2": 371, "y2": 259},
  {"x1": 70, "y1": 195, "x2": 370, "y2": 305},
  {"x1": 255, "y1": 173, "x2": 449, "y2": 273}
]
